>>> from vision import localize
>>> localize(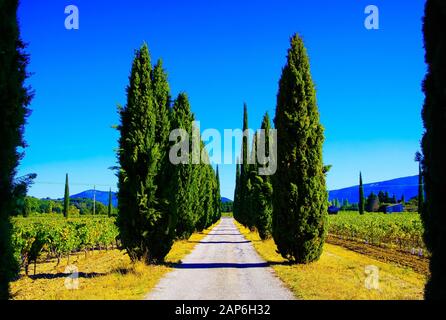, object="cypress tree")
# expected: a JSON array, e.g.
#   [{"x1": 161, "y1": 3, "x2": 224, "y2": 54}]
[
  {"x1": 233, "y1": 161, "x2": 241, "y2": 221},
  {"x1": 151, "y1": 59, "x2": 172, "y2": 215},
  {"x1": 0, "y1": 0, "x2": 33, "y2": 298},
  {"x1": 359, "y1": 172, "x2": 365, "y2": 215},
  {"x1": 272, "y1": 34, "x2": 328, "y2": 263},
  {"x1": 244, "y1": 132, "x2": 258, "y2": 230},
  {"x1": 421, "y1": 0, "x2": 446, "y2": 300},
  {"x1": 254, "y1": 113, "x2": 273, "y2": 240},
  {"x1": 63, "y1": 174, "x2": 69, "y2": 218},
  {"x1": 169, "y1": 93, "x2": 197, "y2": 239},
  {"x1": 117, "y1": 44, "x2": 175, "y2": 263},
  {"x1": 239, "y1": 103, "x2": 250, "y2": 226},
  {"x1": 108, "y1": 188, "x2": 112, "y2": 217},
  {"x1": 213, "y1": 166, "x2": 222, "y2": 224}
]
